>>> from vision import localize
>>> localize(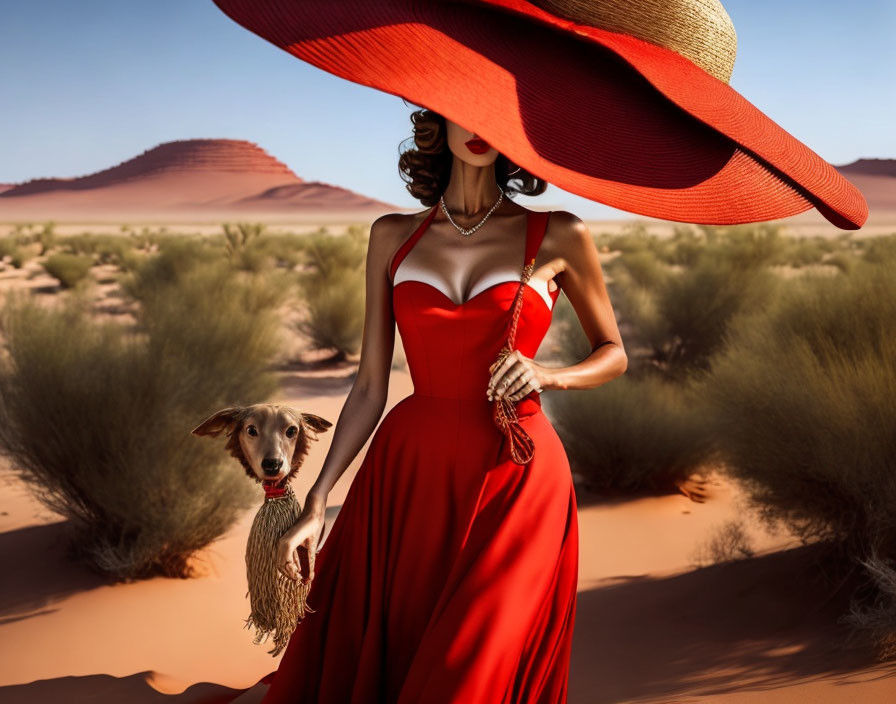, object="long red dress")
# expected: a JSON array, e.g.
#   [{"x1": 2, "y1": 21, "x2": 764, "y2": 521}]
[{"x1": 259, "y1": 205, "x2": 578, "y2": 703}]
